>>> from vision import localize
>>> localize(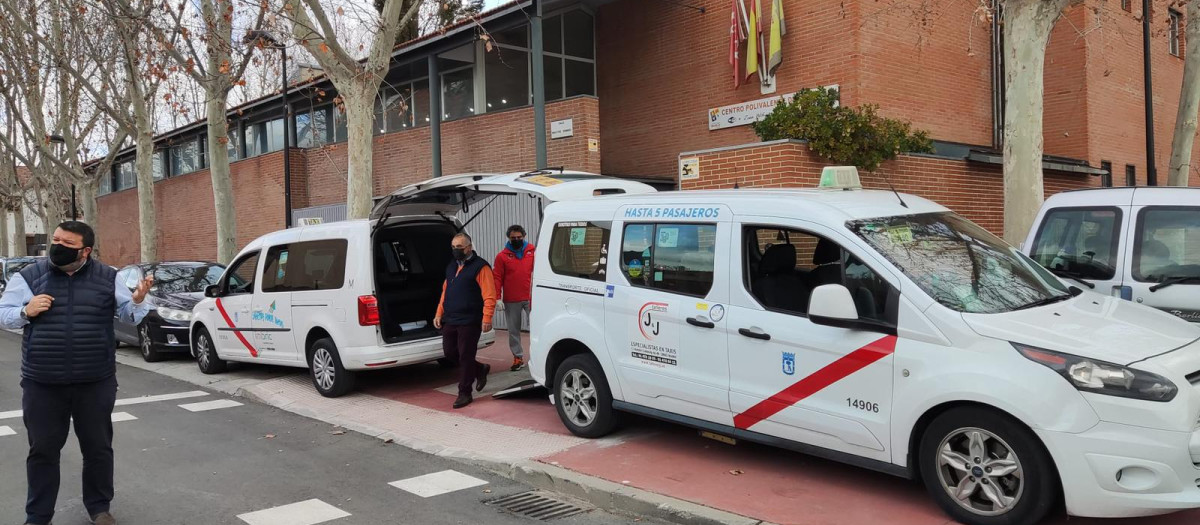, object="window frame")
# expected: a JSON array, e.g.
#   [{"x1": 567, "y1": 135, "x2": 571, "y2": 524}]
[
  {"x1": 261, "y1": 239, "x2": 349, "y2": 293},
  {"x1": 1131, "y1": 205, "x2": 1200, "y2": 282},
  {"x1": 740, "y1": 224, "x2": 900, "y2": 328},
  {"x1": 547, "y1": 221, "x2": 612, "y2": 282},
  {"x1": 619, "y1": 222, "x2": 718, "y2": 299},
  {"x1": 1028, "y1": 206, "x2": 1124, "y2": 281},
  {"x1": 1169, "y1": 9, "x2": 1183, "y2": 57},
  {"x1": 1125, "y1": 164, "x2": 1137, "y2": 186},
  {"x1": 222, "y1": 250, "x2": 261, "y2": 295},
  {"x1": 1100, "y1": 160, "x2": 1112, "y2": 188}
]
